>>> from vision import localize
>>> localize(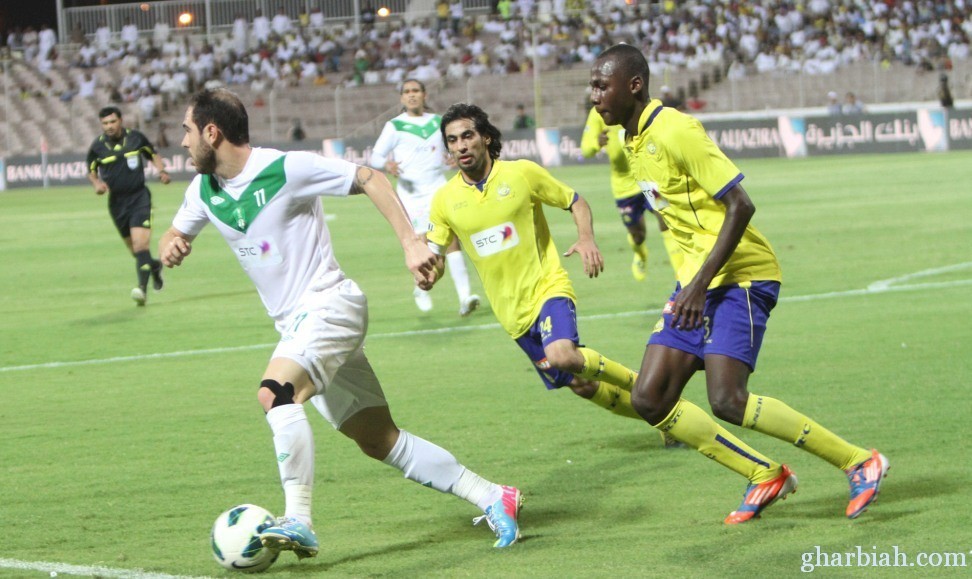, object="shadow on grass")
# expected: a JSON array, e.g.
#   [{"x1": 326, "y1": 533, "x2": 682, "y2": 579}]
[
  {"x1": 769, "y1": 470, "x2": 966, "y2": 522},
  {"x1": 158, "y1": 289, "x2": 257, "y2": 305},
  {"x1": 269, "y1": 539, "x2": 431, "y2": 574},
  {"x1": 67, "y1": 290, "x2": 258, "y2": 325},
  {"x1": 268, "y1": 526, "x2": 519, "y2": 574}
]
